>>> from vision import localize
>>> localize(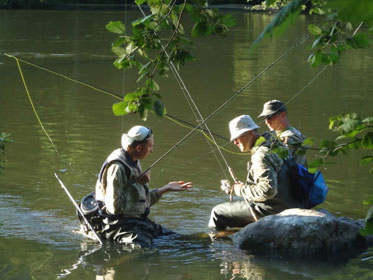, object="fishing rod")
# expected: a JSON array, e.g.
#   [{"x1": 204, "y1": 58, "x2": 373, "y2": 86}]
[
  {"x1": 165, "y1": 113, "x2": 230, "y2": 142},
  {"x1": 135, "y1": 33, "x2": 310, "y2": 181},
  {"x1": 54, "y1": 173, "x2": 103, "y2": 245},
  {"x1": 136, "y1": 2, "x2": 233, "y2": 181}
]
